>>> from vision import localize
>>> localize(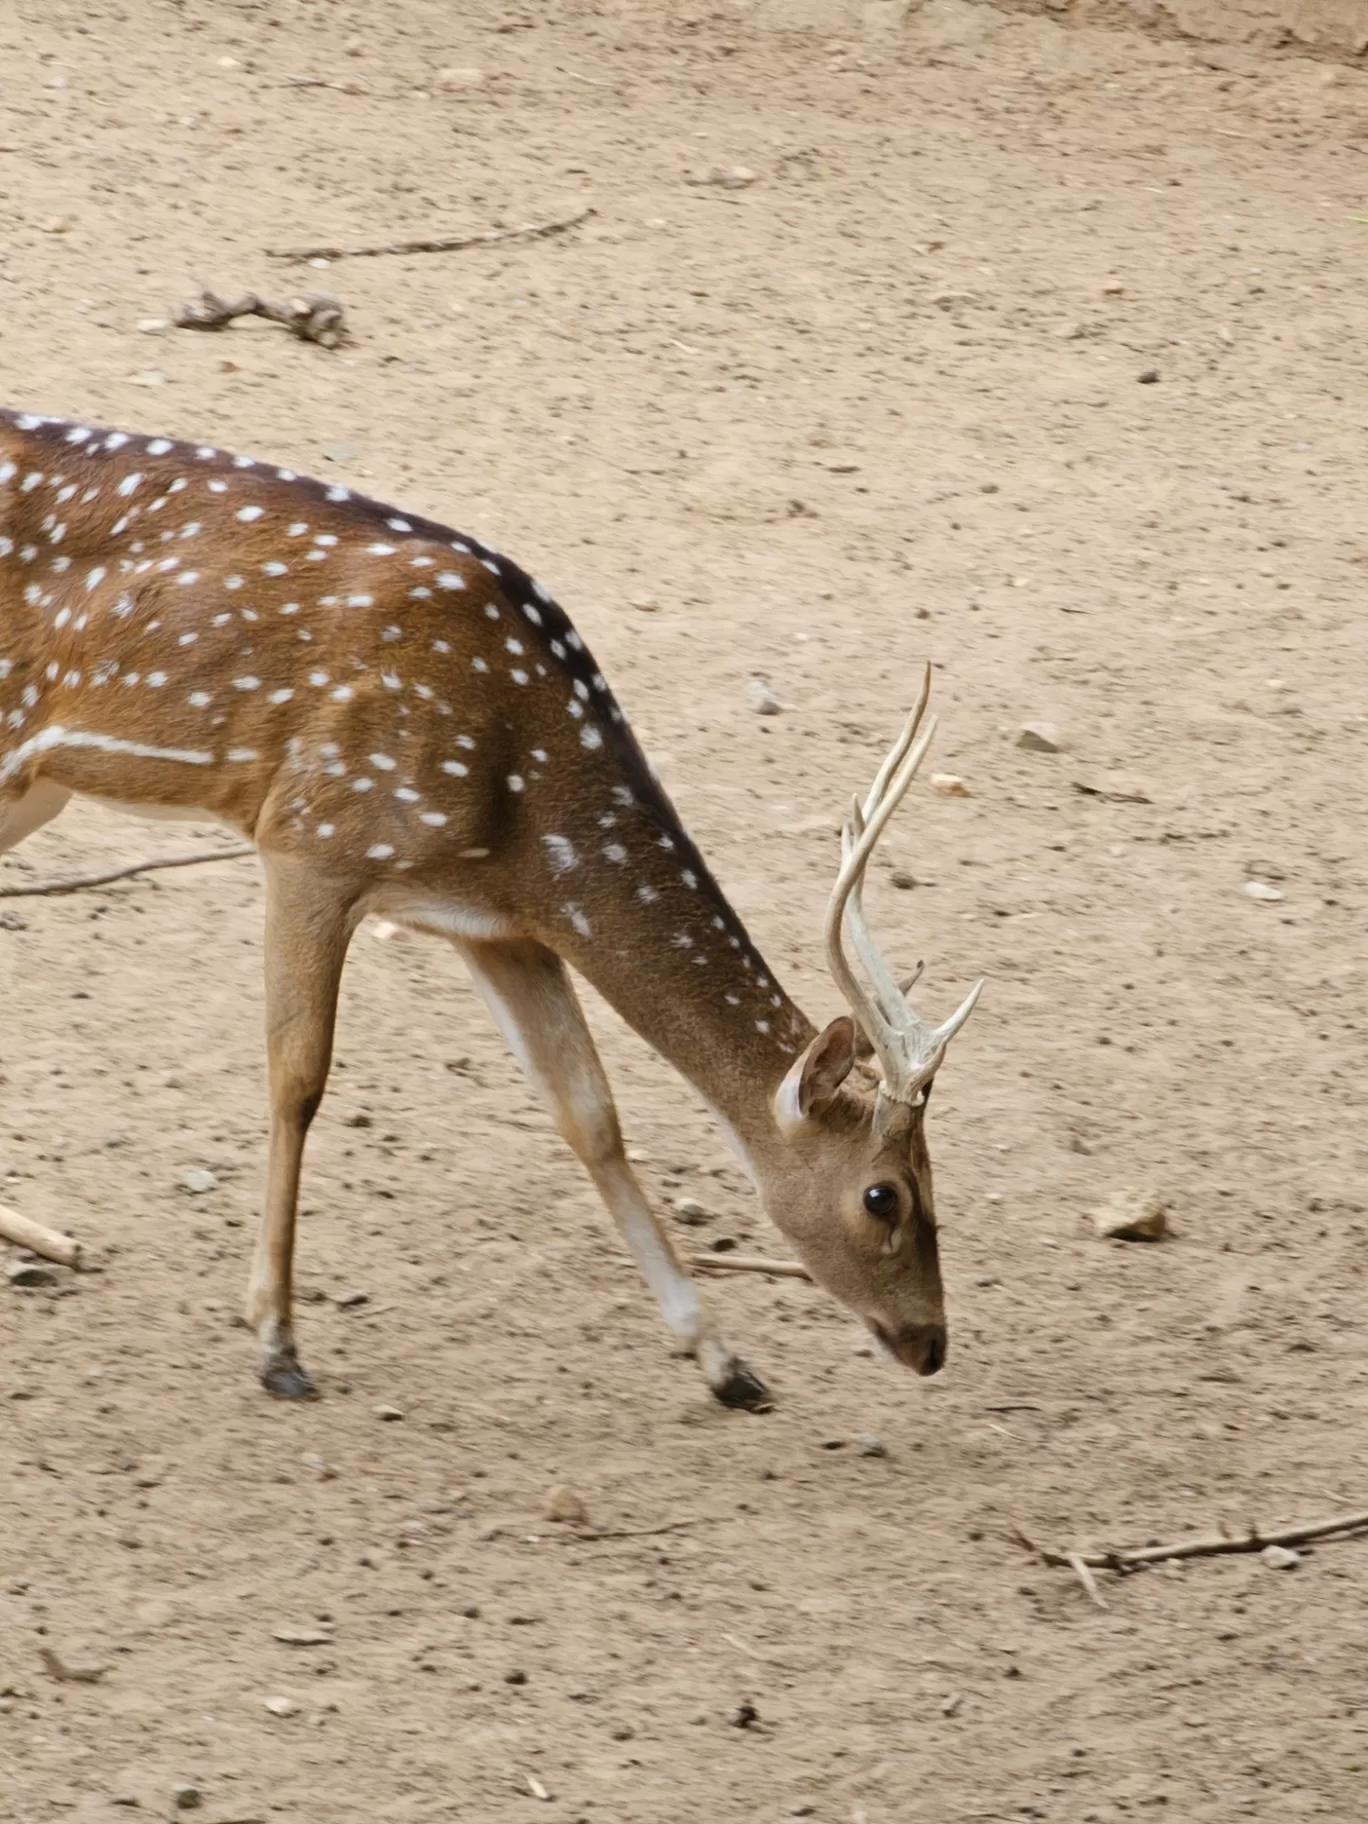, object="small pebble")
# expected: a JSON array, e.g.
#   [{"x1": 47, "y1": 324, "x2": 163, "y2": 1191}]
[
  {"x1": 505, "y1": 1668, "x2": 528, "y2": 1685},
  {"x1": 1016, "y1": 721, "x2": 1063, "y2": 754},
  {"x1": 181, "y1": 1169, "x2": 218, "y2": 1195},
  {"x1": 545, "y1": 1485, "x2": 588, "y2": 1525},
  {"x1": 171, "y1": 1783, "x2": 202, "y2": 1811},
  {"x1": 262, "y1": 1695, "x2": 300, "y2": 1718},
  {"x1": 1138, "y1": 367, "x2": 1160, "y2": 384},
  {"x1": 689, "y1": 164, "x2": 758, "y2": 189},
  {"x1": 730, "y1": 1699, "x2": 760, "y2": 1728},
  {"x1": 629, "y1": 592, "x2": 659, "y2": 612},
  {"x1": 1092, "y1": 1190, "x2": 1168, "y2": 1243},
  {"x1": 747, "y1": 677, "x2": 783, "y2": 716},
  {"x1": 1261, "y1": 1544, "x2": 1301, "y2": 1570},
  {"x1": 672, "y1": 1197, "x2": 712, "y2": 1226},
  {"x1": 856, "y1": 1434, "x2": 887, "y2": 1458},
  {"x1": 930, "y1": 773, "x2": 971, "y2": 797},
  {"x1": 1243, "y1": 880, "x2": 1286, "y2": 903},
  {"x1": 890, "y1": 869, "x2": 917, "y2": 889},
  {"x1": 372, "y1": 1403, "x2": 405, "y2": 1423}
]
